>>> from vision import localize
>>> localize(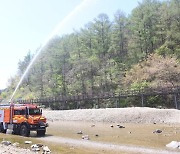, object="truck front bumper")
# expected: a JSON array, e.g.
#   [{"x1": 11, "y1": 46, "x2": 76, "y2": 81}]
[{"x1": 29, "y1": 122, "x2": 48, "y2": 131}]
